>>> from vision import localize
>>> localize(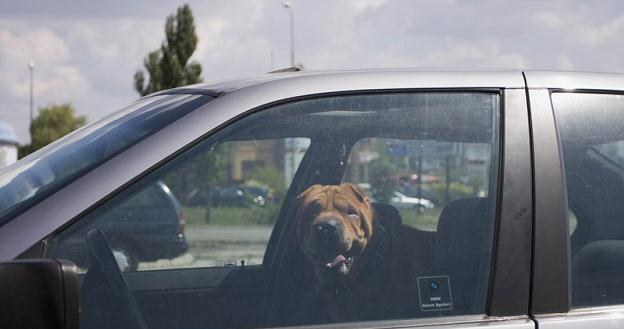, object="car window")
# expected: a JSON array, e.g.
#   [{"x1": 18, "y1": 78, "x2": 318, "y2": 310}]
[
  {"x1": 552, "y1": 92, "x2": 624, "y2": 307},
  {"x1": 46, "y1": 92, "x2": 500, "y2": 329},
  {"x1": 0, "y1": 94, "x2": 213, "y2": 226},
  {"x1": 47, "y1": 137, "x2": 310, "y2": 272}
]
